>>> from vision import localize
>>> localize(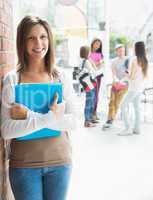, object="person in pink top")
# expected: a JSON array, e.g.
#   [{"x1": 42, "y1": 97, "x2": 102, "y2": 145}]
[{"x1": 89, "y1": 38, "x2": 104, "y2": 122}]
